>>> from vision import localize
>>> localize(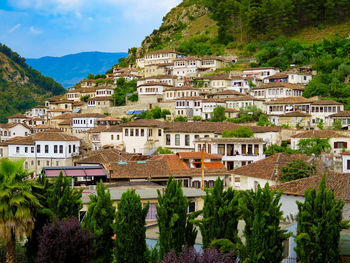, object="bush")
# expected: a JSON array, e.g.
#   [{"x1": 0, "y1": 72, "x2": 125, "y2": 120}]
[
  {"x1": 222, "y1": 127, "x2": 254, "y2": 138},
  {"x1": 193, "y1": 116, "x2": 202, "y2": 122},
  {"x1": 174, "y1": 116, "x2": 188, "y2": 122},
  {"x1": 161, "y1": 246, "x2": 237, "y2": 263},
  {"x1": 37, "y1": 218, "x2": 95, "y2": 263}
]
